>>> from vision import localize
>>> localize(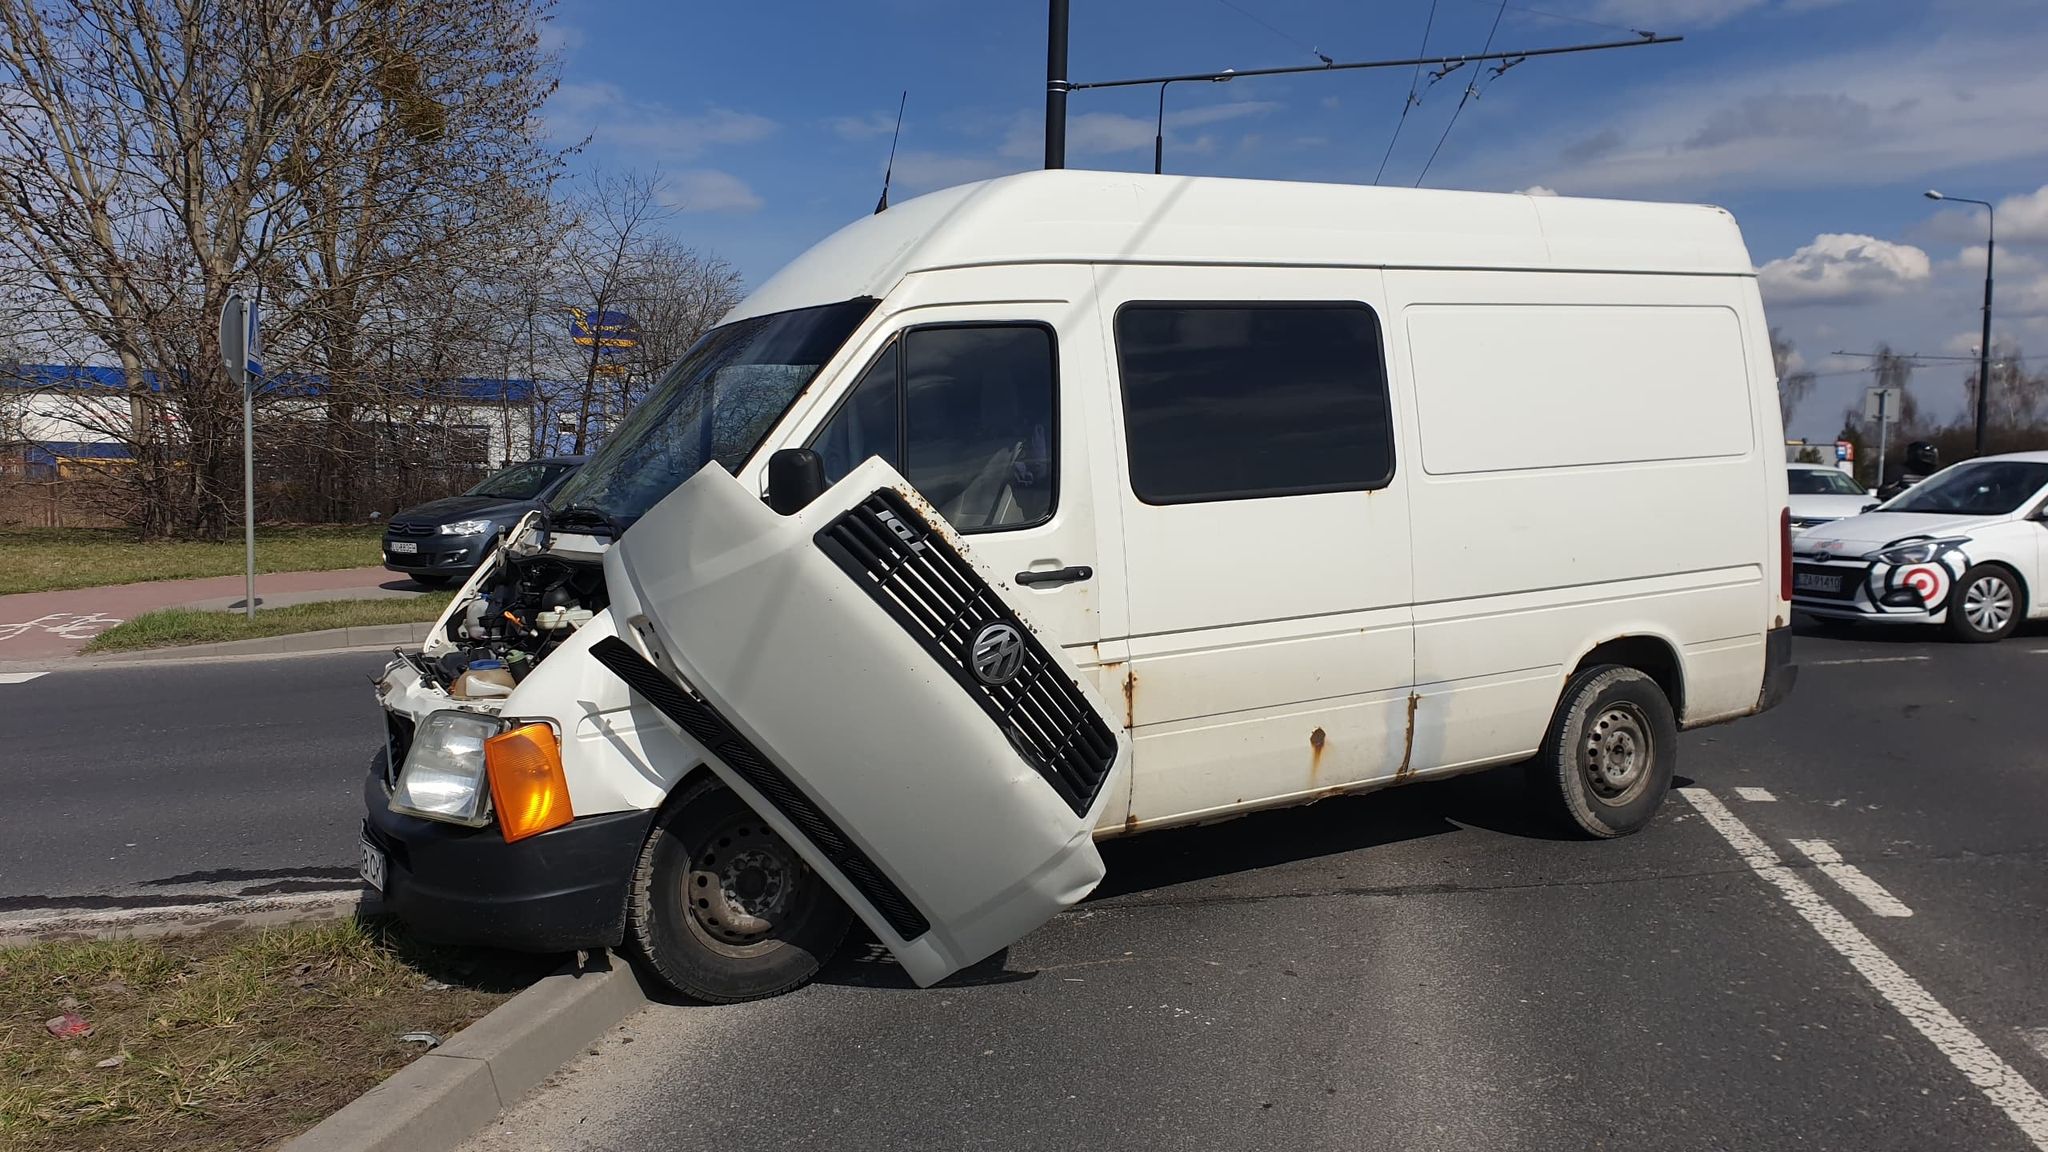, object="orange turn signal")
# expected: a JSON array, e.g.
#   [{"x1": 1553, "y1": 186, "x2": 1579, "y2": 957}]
[{"x1": 485, "y1": 722, "x2": 572, "y2": 843}]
